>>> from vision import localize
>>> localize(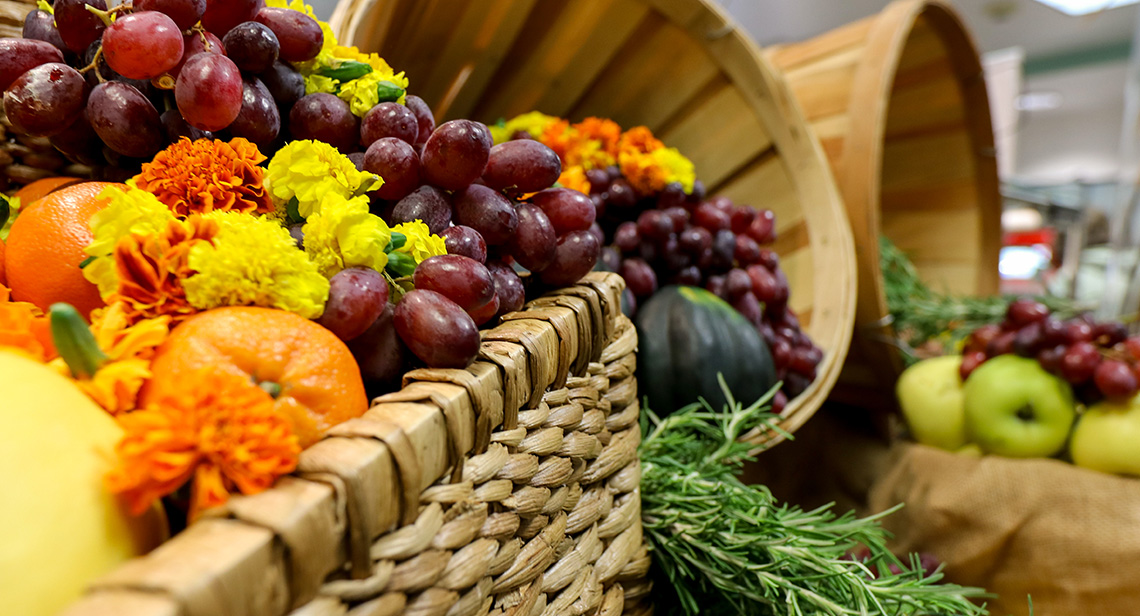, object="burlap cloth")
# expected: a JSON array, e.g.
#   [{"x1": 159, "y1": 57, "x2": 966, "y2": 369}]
[{"x1": 868, "y1": 443, "x2": 1140, "y2": 616}]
